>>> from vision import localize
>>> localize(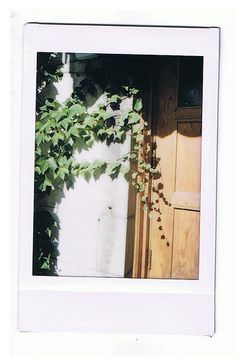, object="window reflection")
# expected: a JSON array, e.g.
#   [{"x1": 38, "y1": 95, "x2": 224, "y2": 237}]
[{"x1": 178, "y1": 56, "x2": 203, "y2": 107}]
